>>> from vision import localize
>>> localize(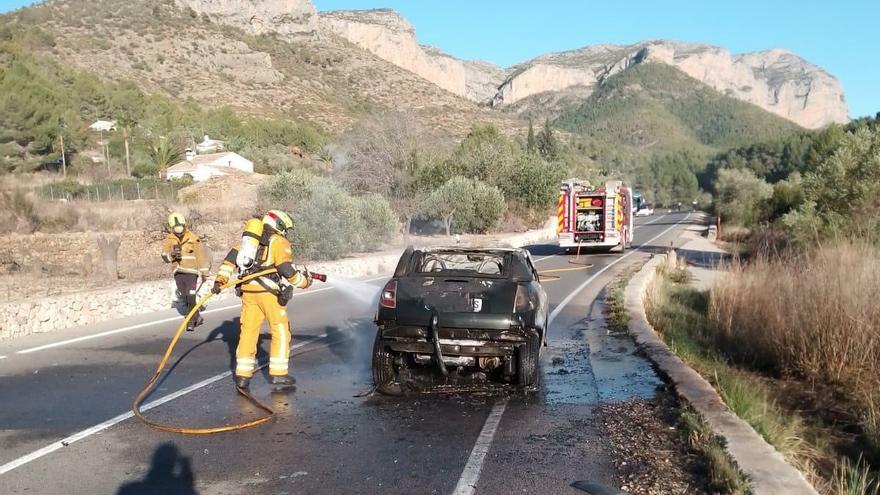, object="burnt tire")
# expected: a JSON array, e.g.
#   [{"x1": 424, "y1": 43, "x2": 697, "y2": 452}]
[
  {"x1": 517, "y1": 334, "x2": 540, "y2": 387},
  {"x1": 372, "y1": 334, "x2": 397, "y2": 393}
]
